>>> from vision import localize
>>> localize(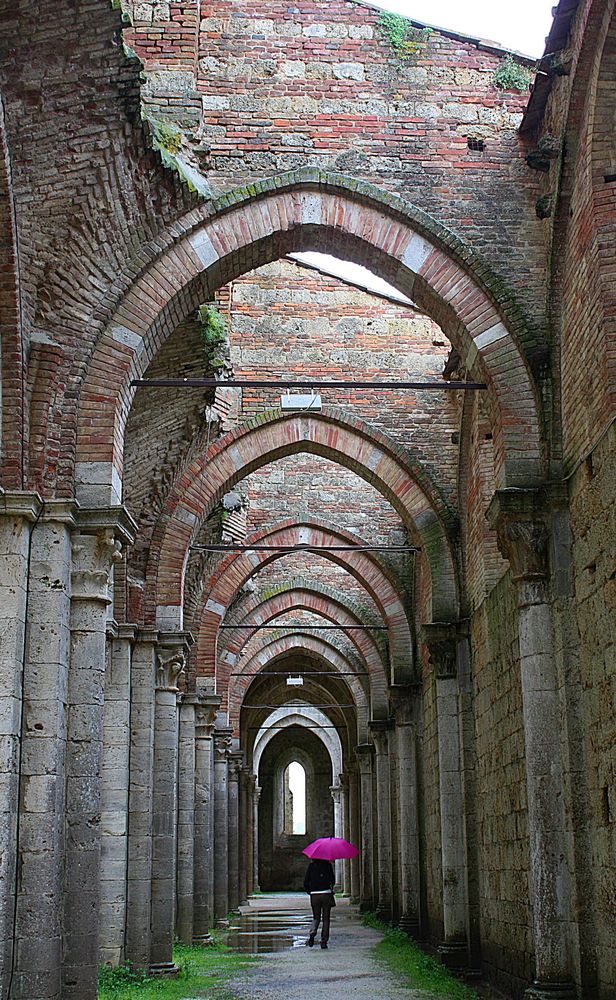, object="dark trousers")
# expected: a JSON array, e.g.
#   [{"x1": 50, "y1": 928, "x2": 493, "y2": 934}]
[{"x1": 309, "y1": 893, "x2": 333, "y2": 943}]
